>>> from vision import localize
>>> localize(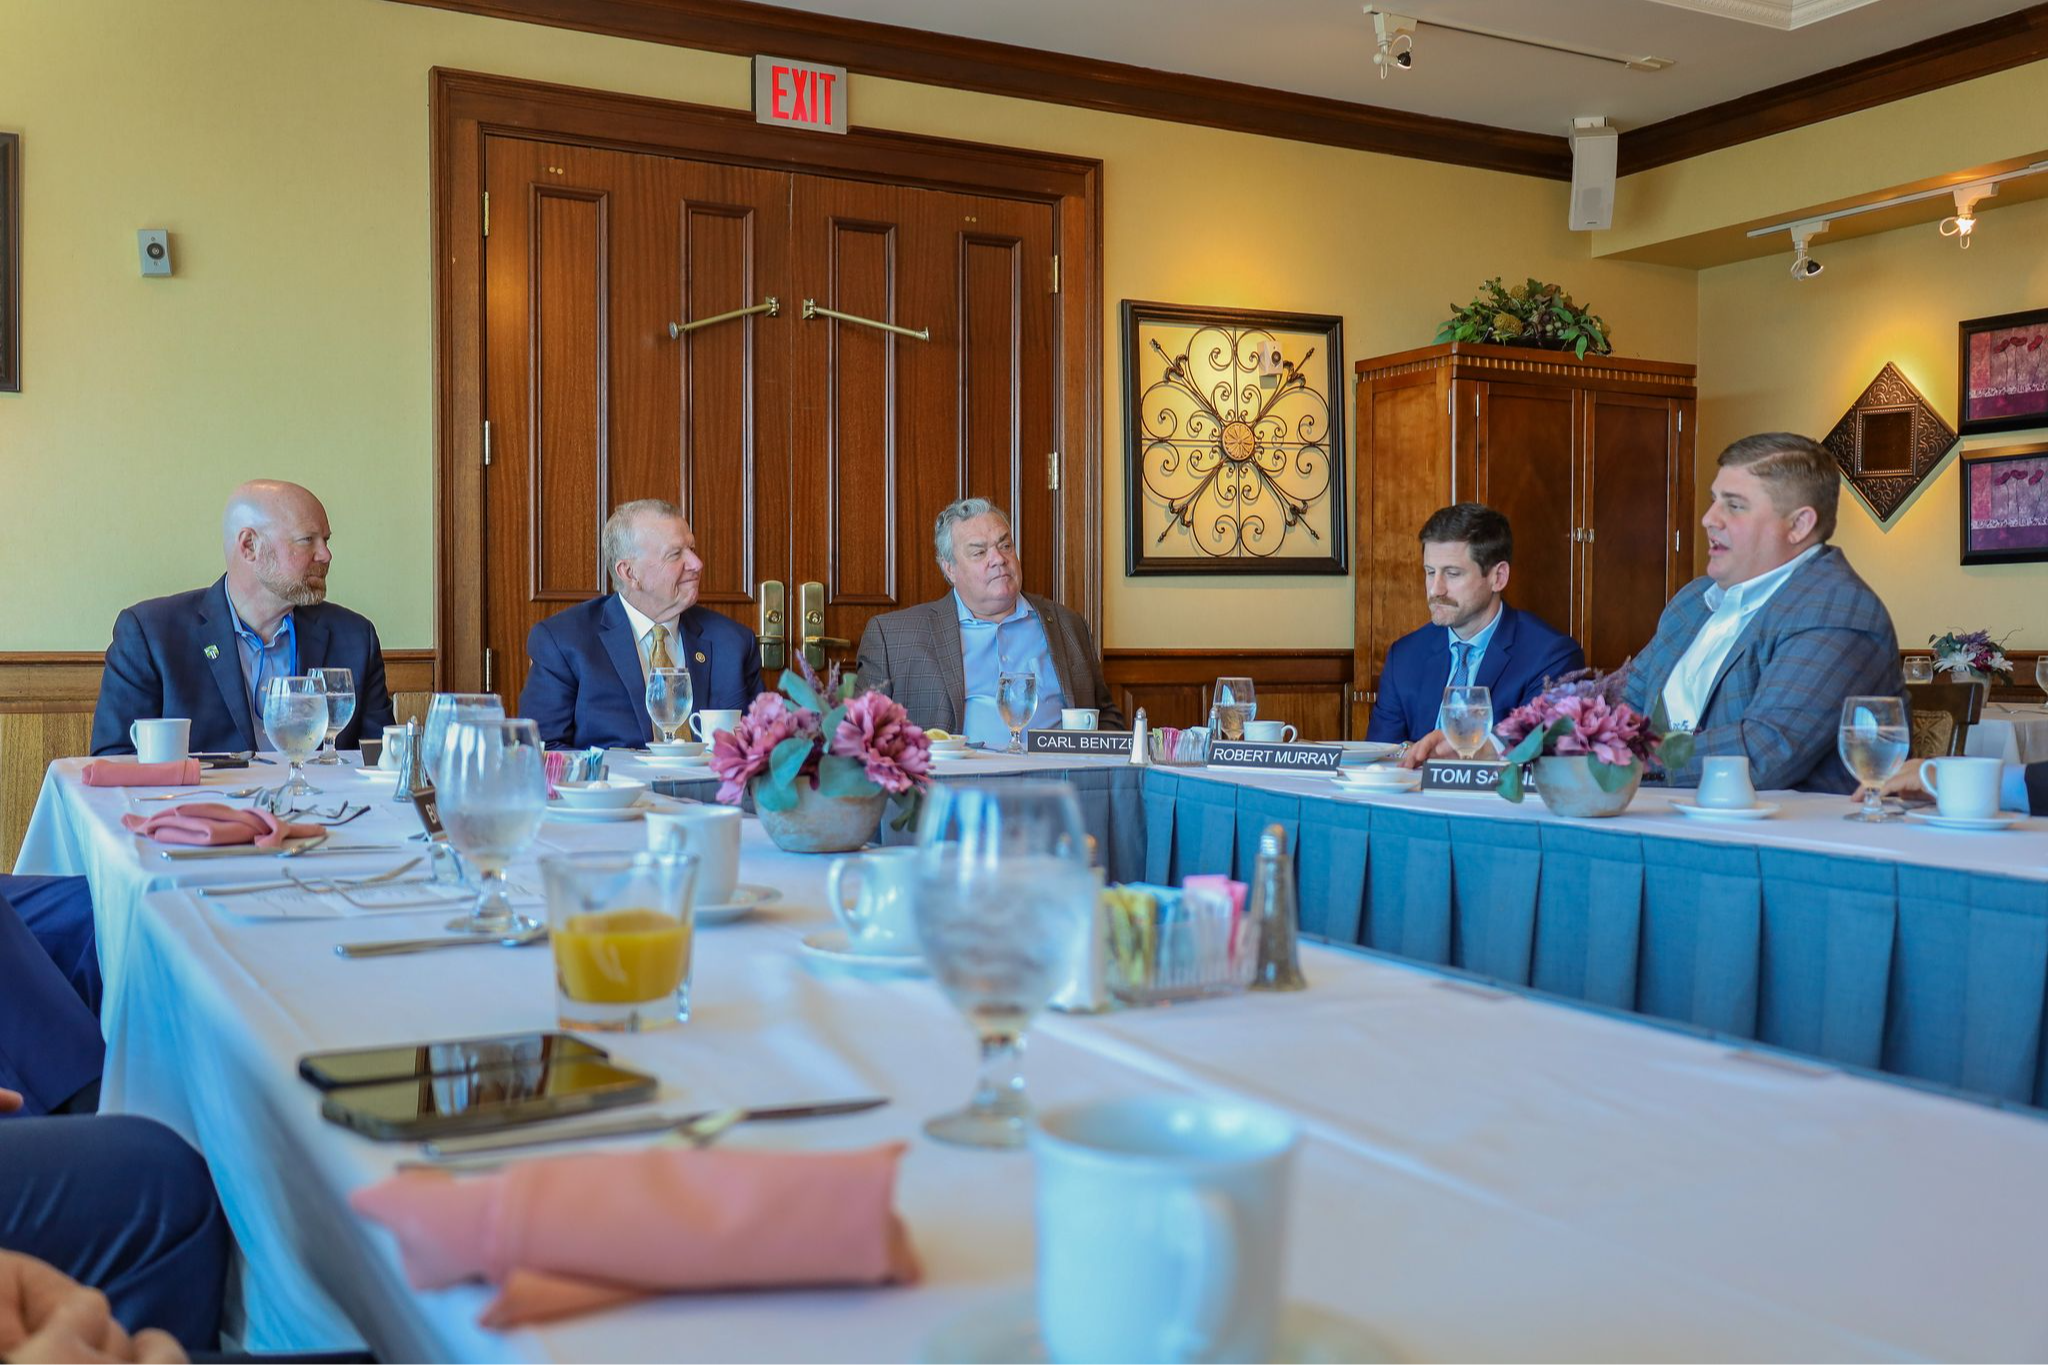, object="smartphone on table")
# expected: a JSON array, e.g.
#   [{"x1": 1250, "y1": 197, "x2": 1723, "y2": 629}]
[
  {"x1": 297, "y1": 1031, "x2": 609, "y2": 1090},
  {"x1": 318, "y1": 1055, "x2": 657, "y2": 1141}
]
